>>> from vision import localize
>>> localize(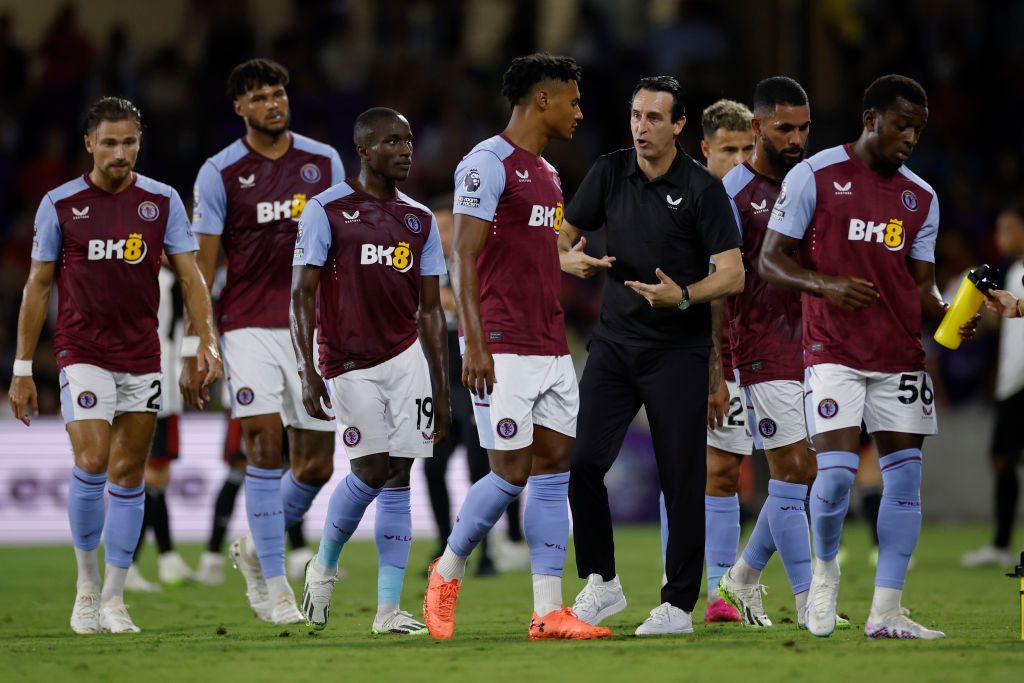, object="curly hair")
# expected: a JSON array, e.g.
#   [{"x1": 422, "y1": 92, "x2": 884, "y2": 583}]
[
  {"x1": 700, "y1": 99, "x2": 751, "y2": 139},
  {"x1": 501, "y1": 53, "x2": 582, "y2": 109},
  {"x1": 862, "y1": 74, "x2": 927, "y2": 114},
  {"x1": 226, "y1": 58, "x2": 290, "y2": 100}
]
